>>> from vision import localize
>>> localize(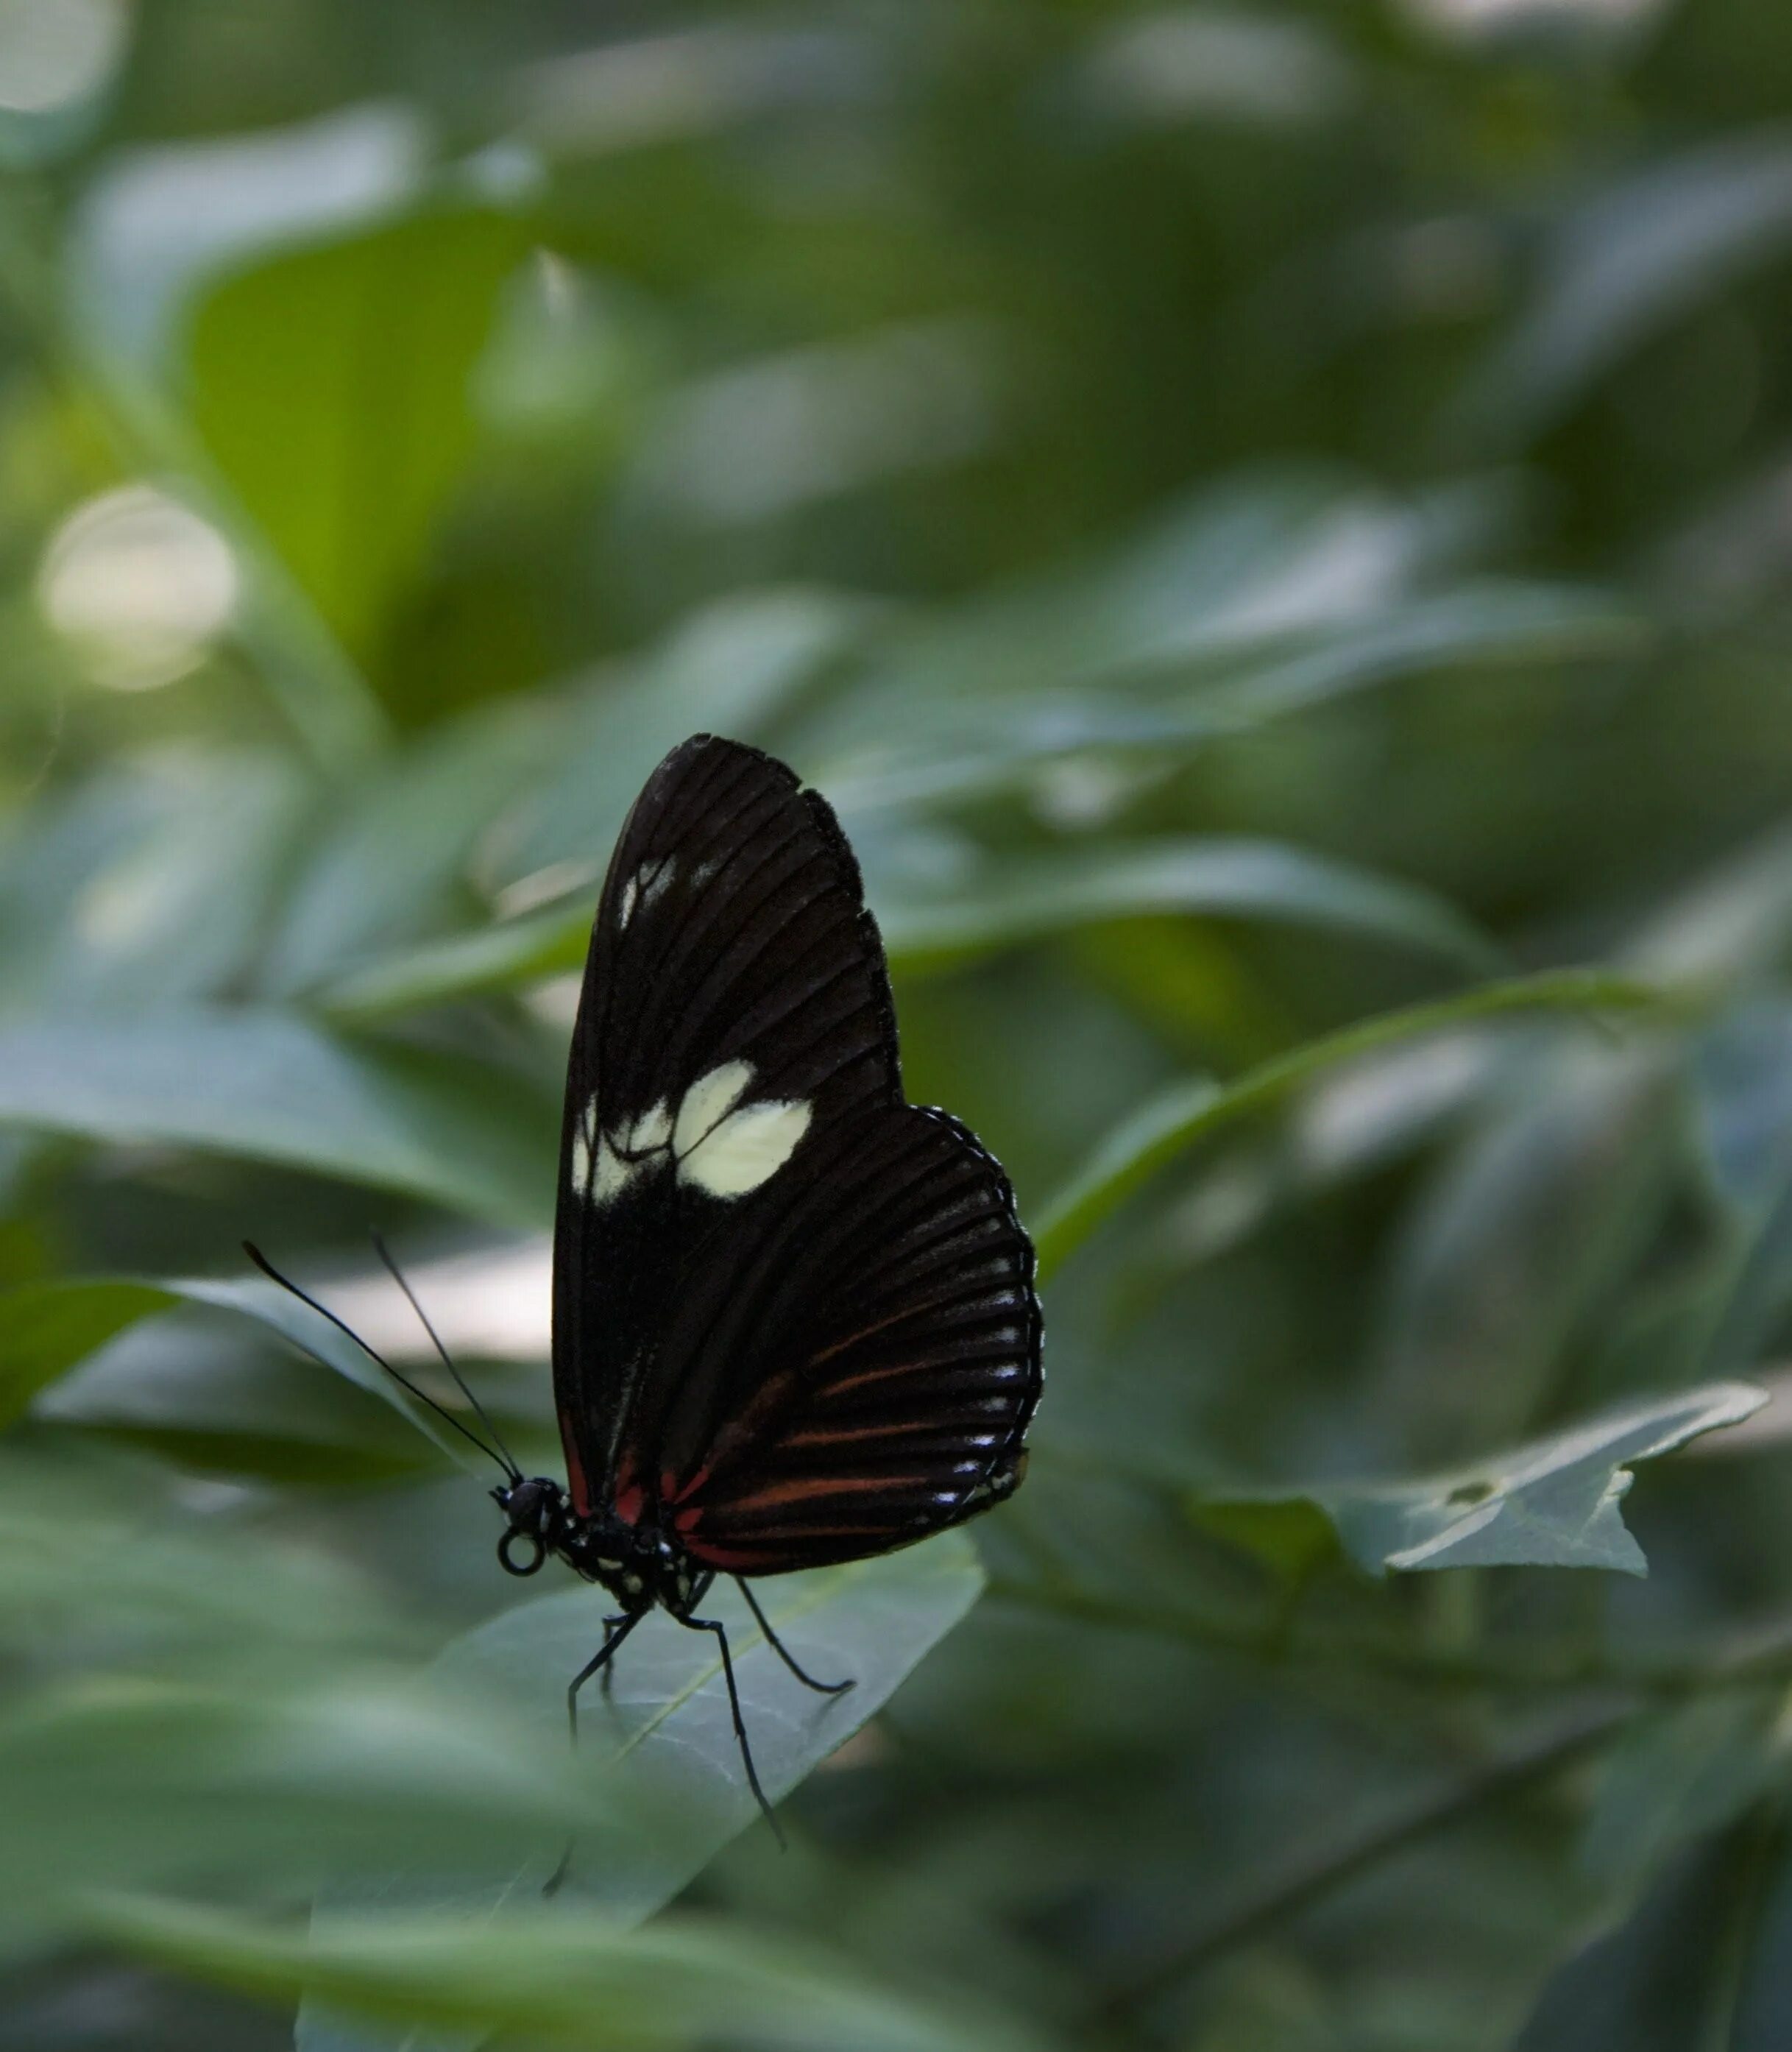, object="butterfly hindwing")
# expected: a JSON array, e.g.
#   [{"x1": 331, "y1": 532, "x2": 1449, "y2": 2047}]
[{"x1": 638, "y1": 1102, "x2": 1040, "y2": 1573}]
